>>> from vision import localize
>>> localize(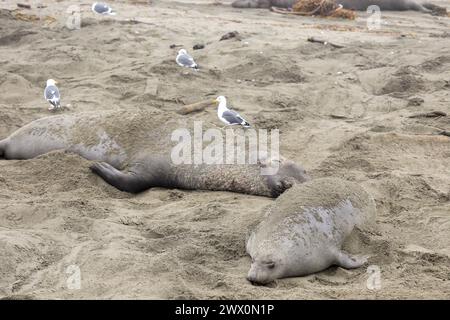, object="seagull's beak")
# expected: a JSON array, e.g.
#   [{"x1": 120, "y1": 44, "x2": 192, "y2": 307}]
[{"x1": 213, "y1": 99, "x2": 219, "y2": 106}]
